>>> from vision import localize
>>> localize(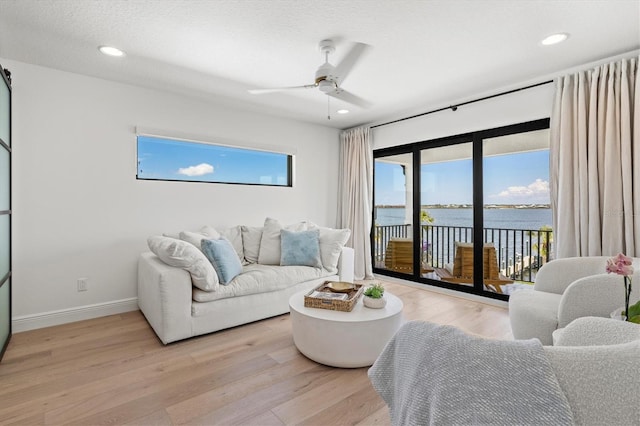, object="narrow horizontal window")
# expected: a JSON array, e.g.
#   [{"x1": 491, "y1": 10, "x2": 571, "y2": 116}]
[{"x1": 137, "y1": 135, "x2": 292, "y2": 187}]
